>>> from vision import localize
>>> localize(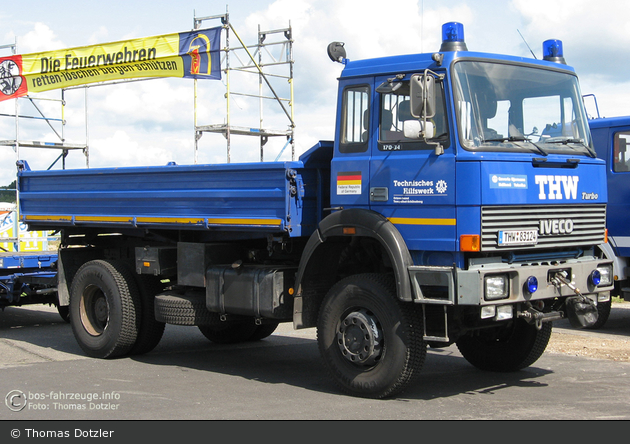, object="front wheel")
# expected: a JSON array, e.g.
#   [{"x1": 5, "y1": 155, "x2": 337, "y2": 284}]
[
  {"x1": 317, "y1": 273, "x2": 426, "y2": 399},
  {"x1": 456, "y1": 319, "x2": 552, "y2": 372}
]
